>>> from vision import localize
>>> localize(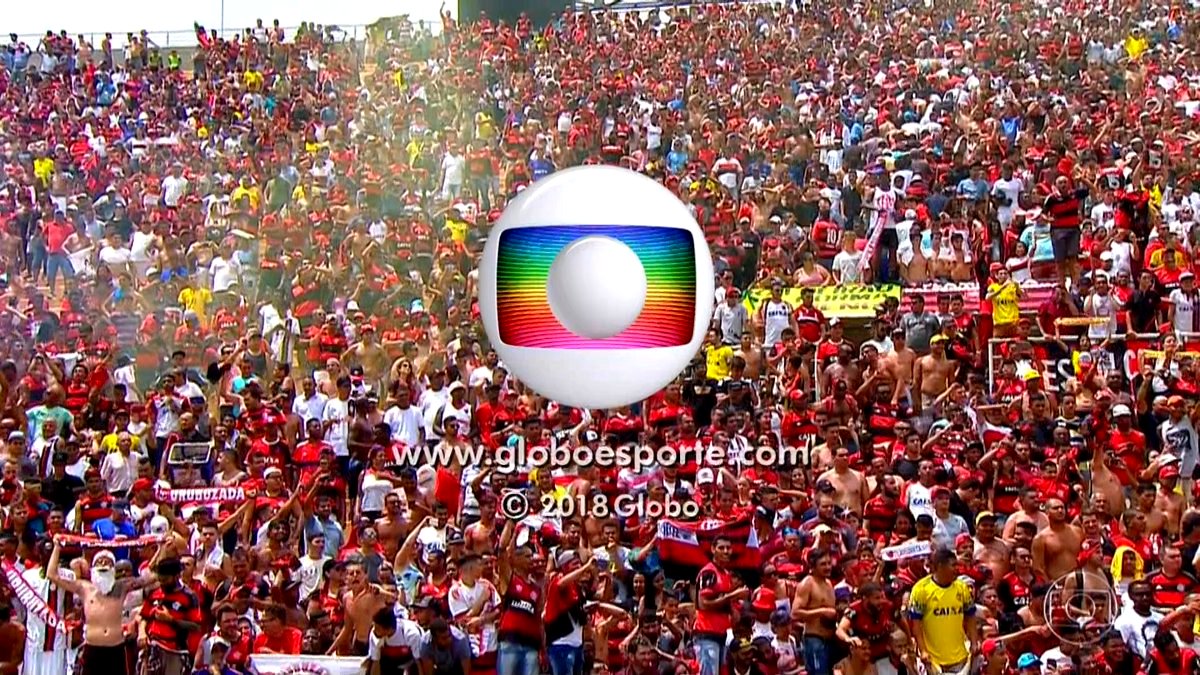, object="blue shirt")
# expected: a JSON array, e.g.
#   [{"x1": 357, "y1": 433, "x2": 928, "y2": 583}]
[
  {"x1": 92, "y1": 518, "x2": 138, "y2": 560},
  {"x1": 957, "y1": 177, "x2": 989, "y2": 202},
  {"x1": 666, "y1": 151, "x2": 688, "y2": 175},
  {"x1": 530, "y1": 159, "x2": 555, "y2": 181},
  {"x1": 1020, "y1": 224, "x2": 1055, "y2": 262},
  {"x1": 304, "y1": 515, "x2": 344, "y2": 558},
  {"x1": 1001, "y1": 116, "x2": 1021, "y2": 143}
]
